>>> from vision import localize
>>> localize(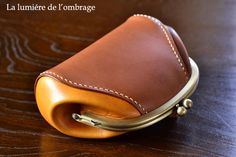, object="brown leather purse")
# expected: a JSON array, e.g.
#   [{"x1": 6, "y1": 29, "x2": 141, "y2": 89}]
[{"x1": 35, "y1": 14, "x2": 199, "y2": 139}]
